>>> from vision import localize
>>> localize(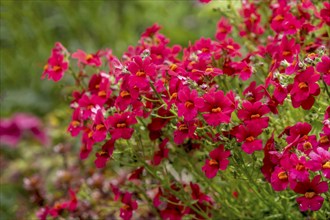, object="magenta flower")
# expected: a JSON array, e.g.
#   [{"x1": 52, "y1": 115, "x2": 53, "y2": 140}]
[
  {"x1": 202, "y1": 145, "x2": 231, "y2": 179},
  {"x1": 201, "y1": 89, "x2": 234, "y2": 126},
  {"x1": 293, "y1": 175, "x2": 328, "y2": 211},
  {"x1": 127, "y1": 56, "x2": 156, "y2": 90},
  {"x1": 320, "y1": 2, "x2": 330, "y2": 26},
  {"x1": 152, "y1": 138, "x2": 169, "y2": 166},
  {"x1": 106, "y1": 112, "x2": 137, "y2": 141},
  {"x1": 91, "y1": 110, "x2": 107, "y2": 142},
  {"x1": 270, "y1": 166, "x2": 289, "y2": 191},
  {"x1": 0, "y1": 113, "x2": 48, "y2": 147},
  {"x1": 237, "y1": 101, "x2": 270, "y2": 129},
  {"x1": 307, "y1": 147, "x2": 330, "y2": 179},
  {"x1": 67, "y1": 108, "x2": 83, "y2": 137},
  {"x1": 120, "y1": 192, "x2": 138, "y2": 220},
  {"x1": 94, "y1": 139, "x2": 115, "y2": 168},
  {"x1": 286, "y1": 122, "x2": 312, "y2": 144},
  {"x1": 290, "y1": 66, "x2": 320, "y2": 110},
  {"x1": 177, "y1": 87, "x2": 204, "y2": 121},
  {"x1": 232, "y1": 61, "x2": 253, "y2": 81},
  {"x1": 243, "y1": 81, "x2": 265, "y2": 103},
  {"x1": 316, "y1": 55, "x2": 330, "y2": 85},
  {"x1": 231, "y1": 124, "x2": 263, "y2": 154},
  {"x1": 42, "y1": 51, "x2": 68, "y2": 82},
  {"x1": 215, "y1": 17, "x2": 232, "y2": 41},
  {"x1": 72, "y1": 49, "x2": 102, "y2": 67},
  {"x1": 173, "y1": 120, "x2": 197, "y2": 144}
]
